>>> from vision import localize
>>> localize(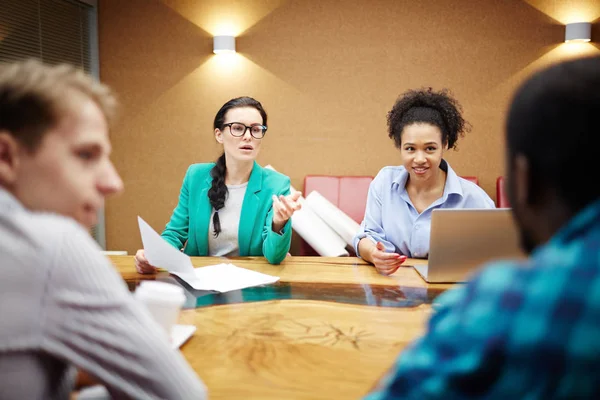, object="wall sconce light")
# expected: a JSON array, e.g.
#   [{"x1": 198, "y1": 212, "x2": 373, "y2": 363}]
[
  {"x1": 565, "y1": 22, "x2": 591, "y2": 43},
  {"x1": 213, "y1": 35, "x2": 236, "y2": 54}
]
